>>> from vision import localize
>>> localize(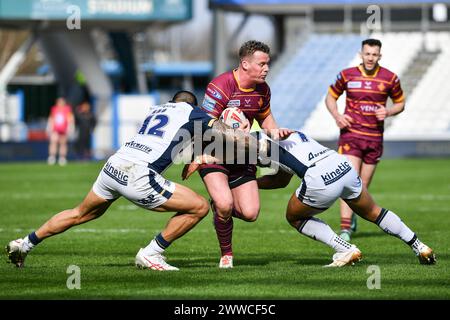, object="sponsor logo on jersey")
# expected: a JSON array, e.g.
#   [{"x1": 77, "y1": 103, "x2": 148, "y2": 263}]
[
  {"x1": 227, "y1": 100, "x2": 240, "y2": 107},
  {"x1": 207, "y1": 87, "x2": 222, "y2": 100},
  {"x1": 103, "y1": 162, "x2": 129, "y2": 186},
  {"x1": 320, "y1": 161, "x2": 351, "y2": 185},
  {"x1": 202, "y1": 96, "x2": 217, "y2": 113},
  {"x1": 360, "y1": 105, "x2": 379, "y2": 112},
  {"x1": 308, "y1": 148, "x2": 331, "y2": 161},
  {"x1": 125, "y1": 141, "x2": 152, "y2": 154},
  {"x1": 364, "y1": 81, "x2": 372, "y2": 89},
  {"x1": 258, "y1": 97, "x2": 264, "y2": 107},
  {"x1": 348, "y1": 81, "x2": 362, "y2": 89}
]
